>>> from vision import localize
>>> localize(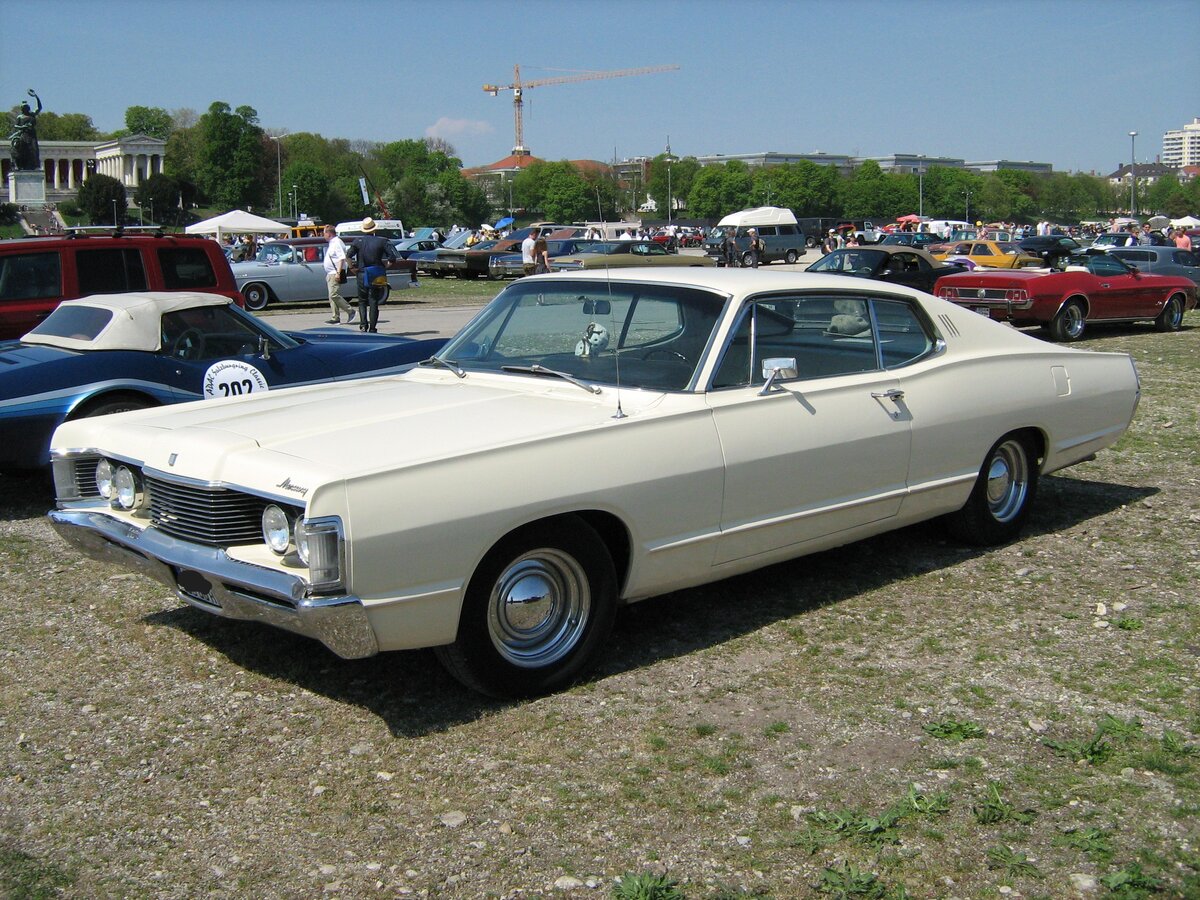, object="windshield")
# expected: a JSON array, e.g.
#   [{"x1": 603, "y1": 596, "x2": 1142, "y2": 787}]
[
  {"x1": 436, "y1": 279, "x2": 727, "y2": 392},
  {"x1": 808, "y1": 249, "x2": 887, "y2": 274}
]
